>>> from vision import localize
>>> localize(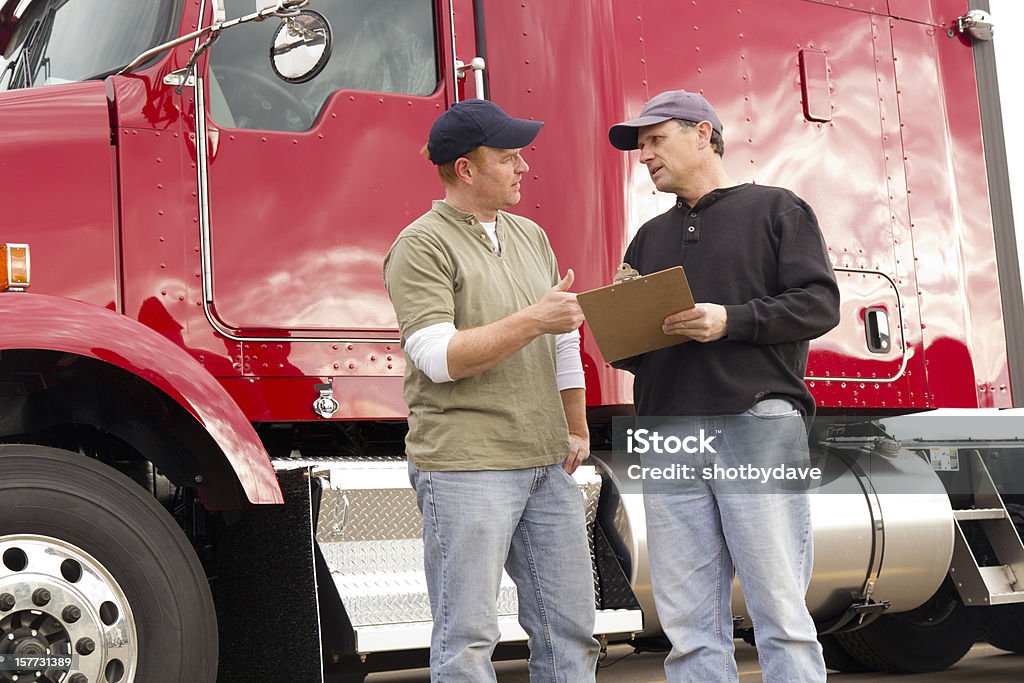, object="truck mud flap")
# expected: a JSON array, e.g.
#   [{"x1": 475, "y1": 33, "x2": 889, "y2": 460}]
[{"x1": 214, "y1": 467, "x2": 324, "y2": 682}]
